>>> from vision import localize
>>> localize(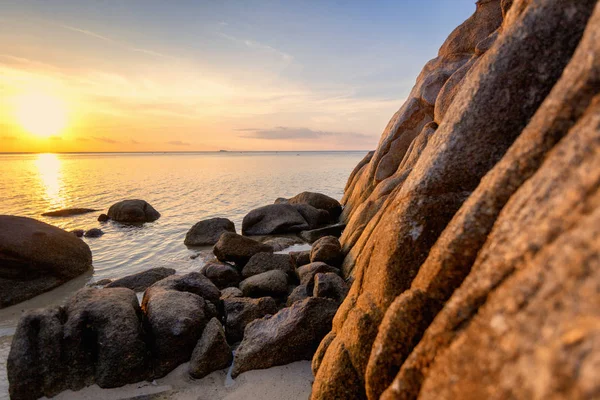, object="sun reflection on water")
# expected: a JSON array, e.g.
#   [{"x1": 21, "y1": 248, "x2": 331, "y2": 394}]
[{"x1": 35, "y1": 153, "x2": 65, "y2": 209}]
